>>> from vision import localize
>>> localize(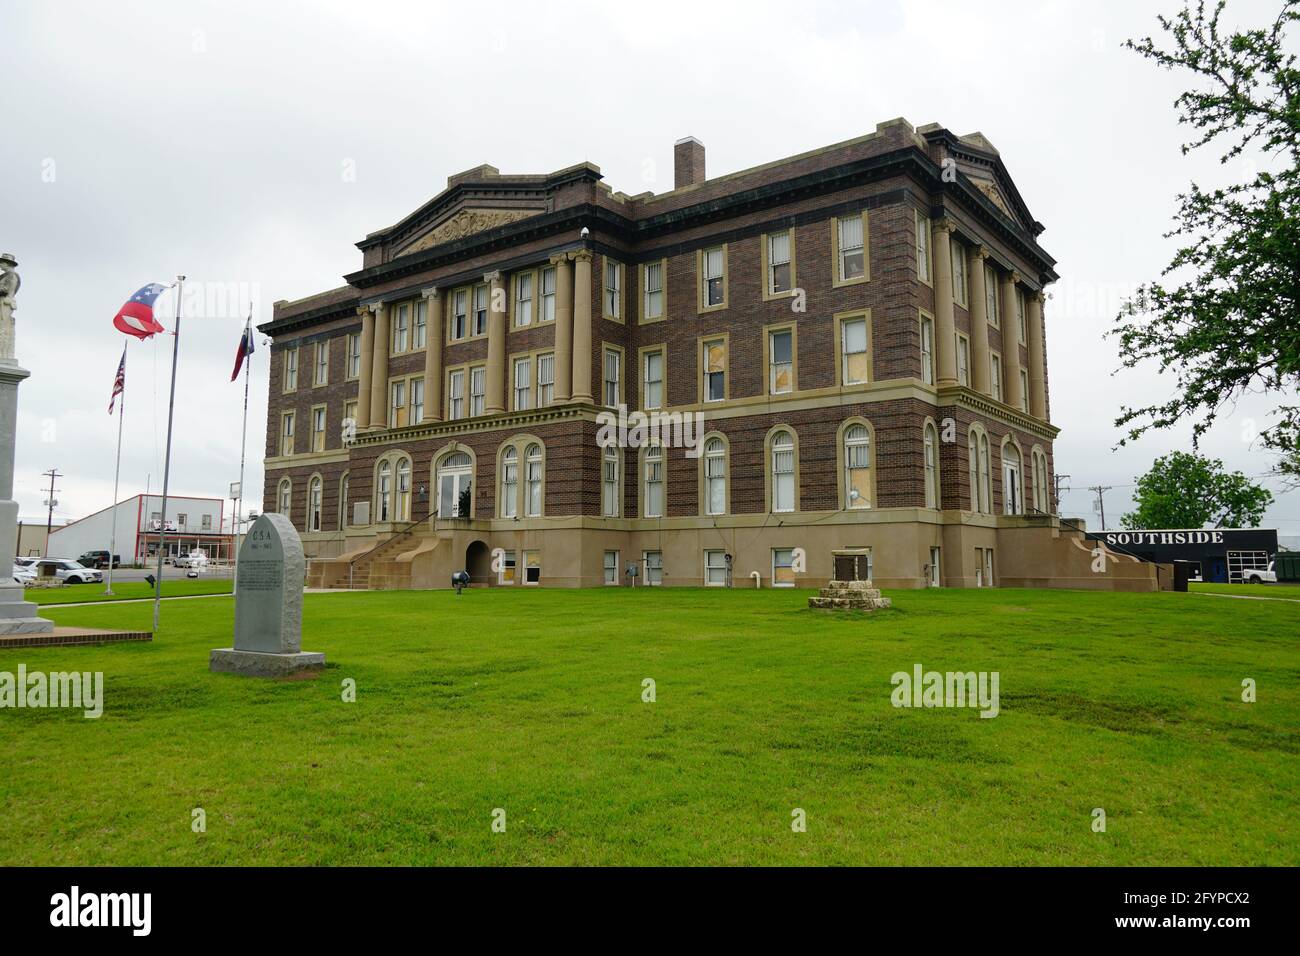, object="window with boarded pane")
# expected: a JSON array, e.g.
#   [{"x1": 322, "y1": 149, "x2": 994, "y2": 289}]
[
  {"x1": 773, "y1": 549, "x2": 796, "y2": 587},
  {"x1": 704, "y1": 339, "x2": 725, "y2": 401},
  {"x1": 841, "y1": 318, "x2": 868, "y2": 385},
  {"x1": 769, "y1": 329, "x2": 793, "y2": 394}
]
